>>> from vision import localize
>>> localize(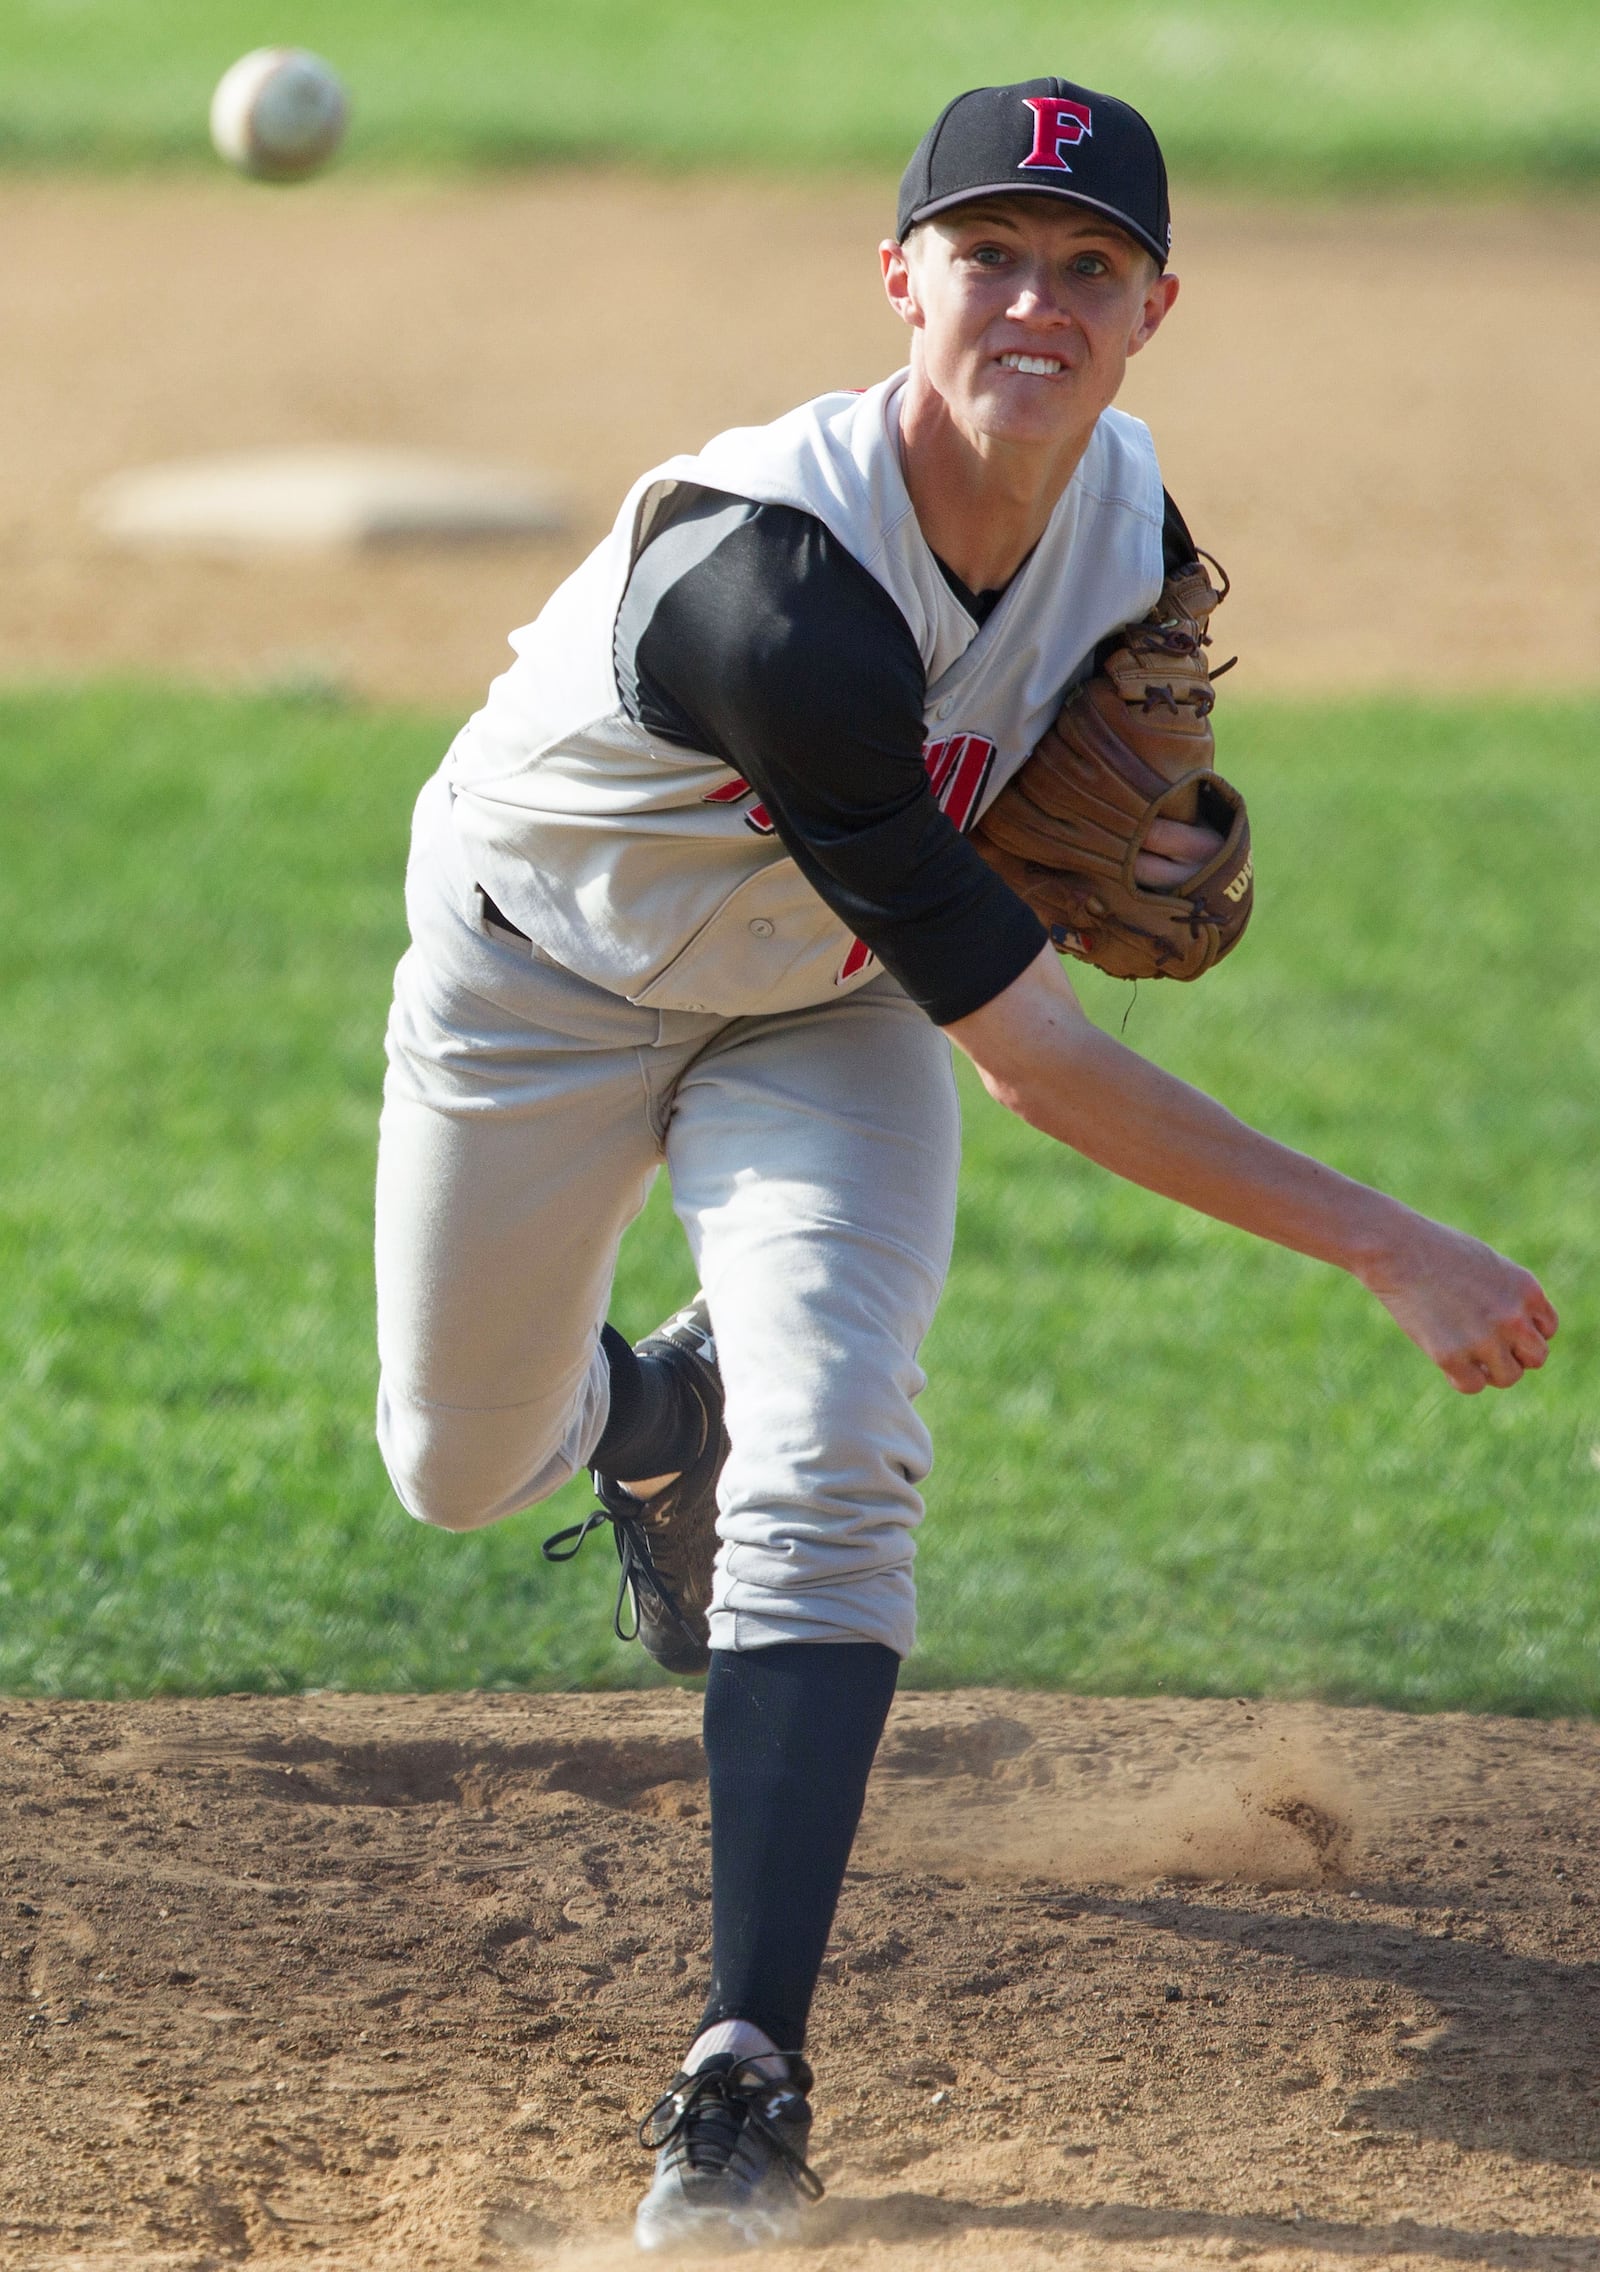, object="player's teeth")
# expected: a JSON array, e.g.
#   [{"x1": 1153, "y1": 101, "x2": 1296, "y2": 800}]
[{"x1": 1000, "y1": 353, "x2": 1063, "y2": 375}]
